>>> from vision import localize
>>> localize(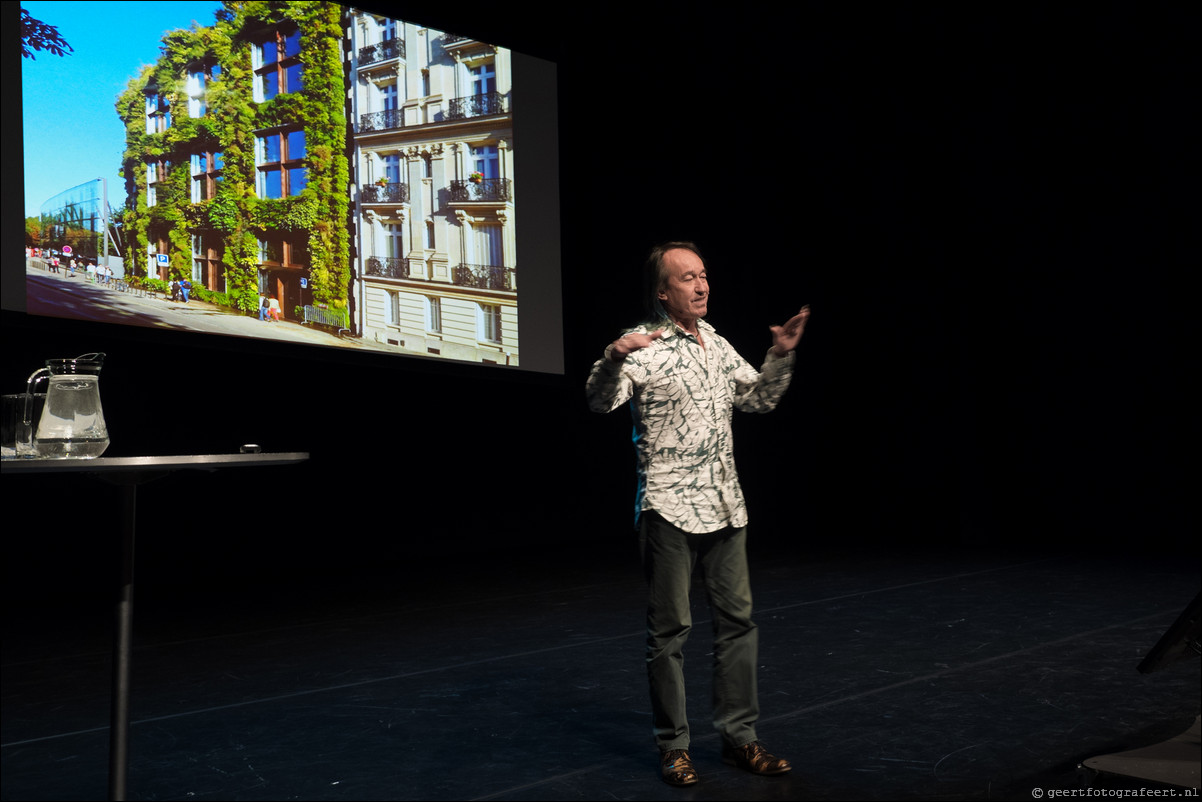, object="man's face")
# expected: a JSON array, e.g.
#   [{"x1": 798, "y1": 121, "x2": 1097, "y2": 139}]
[{"x1": 657, "y1": 248, "x2": 709, "y2": 325}]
